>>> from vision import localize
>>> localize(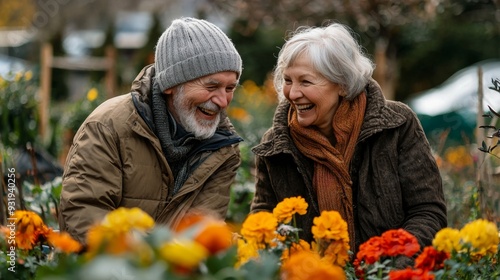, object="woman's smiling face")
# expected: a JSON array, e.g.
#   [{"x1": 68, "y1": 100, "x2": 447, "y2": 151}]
[{"x1": 283, "y1": 53, "x2": 343, "y2": 137}]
